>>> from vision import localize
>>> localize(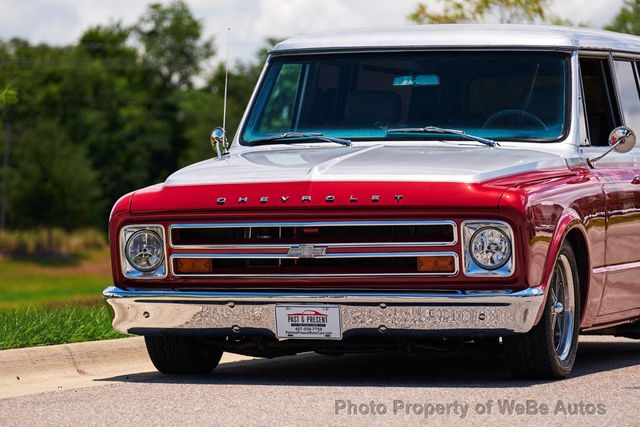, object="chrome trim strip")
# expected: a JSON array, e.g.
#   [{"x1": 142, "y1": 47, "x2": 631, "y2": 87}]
[
  {"x1": 171, "y1": 251, "x2": 457, "y2": 259},
  {"x1": 104, "y1": 286, "x2": 544, "y2": 335},
  {"x1": 104, "y1": 286, "x2": 542, "y2": 302},
  {"x1": 169, "y1": 252, "x2": 460, "y2": 278},
  {"x1": 168, "y1": 220, "x2": 458, "y2": 249},
  {"x1": 593, "y1": 260, "x2": 640, "y2": 274}
]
